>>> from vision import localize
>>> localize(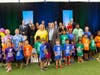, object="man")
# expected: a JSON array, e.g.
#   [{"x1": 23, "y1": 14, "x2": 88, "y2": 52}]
[
  {"x1": 47, "y1": 23, "x2": 59, "y2": 62},
  {"x1": 73, "y1": 24, "x2": 84, "y2": 42},
  {"x1": 54, "y1": 21, "x2": 58, "y2": 29},
  {"x1": 19, "y1": 20, "x2": 28, "y2": 36}
]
